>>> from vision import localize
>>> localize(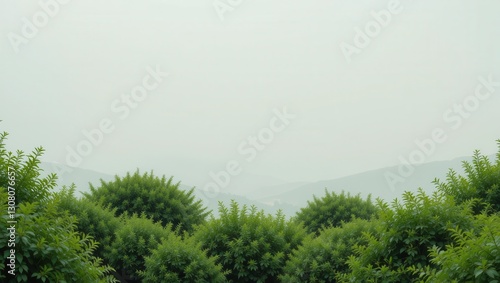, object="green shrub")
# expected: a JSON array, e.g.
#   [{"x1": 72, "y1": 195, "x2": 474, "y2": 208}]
[
  {"x1": 295, "y1": 190, "x2": 378, "y2": 234},
  {"x1": 0, "y1": 194, "x2": 116, "y2": 282},
  {"x1": 86, "y1": 170, "x2": 208, "y2": 232},
  {"x1": 421, "y1": 213, "x2": 500, "y2": 282},
  {"x1": 281, "y1": 218, "x2": 379, "y2": 283},
  {"x1": 343, "y1": 190, "x2": 475, "y2": 282},
  {"x1": 58, "y1": 186, "x2": 122, "y2": 264},
  {"x1": 0, "y1": 132, "x2": 55, "y2": 204},
  {"x1": 435, "y1": 141, "x2": 500, "y2": 213},
  {"x1": 107, "y1": 214, "x2": 173, "y2": 282},
  {"x1": 194, "y1": 200, "x2": 307, "y2": 283},
  {"x1": 141, "y1": 235, "x2": 227, "y2": 283},
  {"x1": 0, "y1": 132, "x2": 115, "y2": 282}
]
